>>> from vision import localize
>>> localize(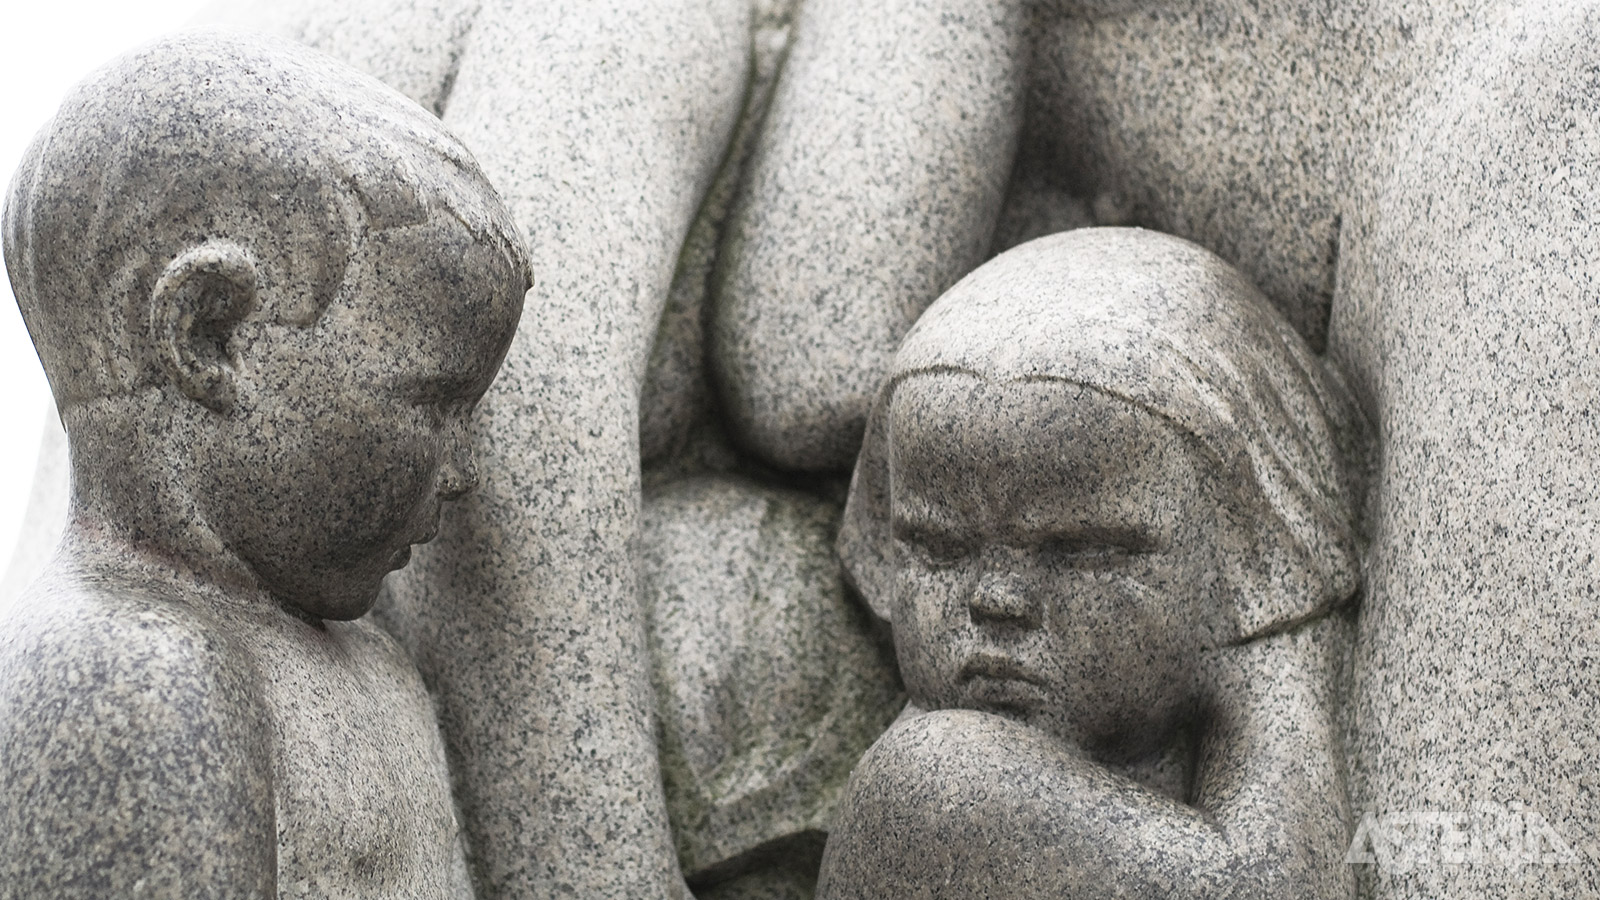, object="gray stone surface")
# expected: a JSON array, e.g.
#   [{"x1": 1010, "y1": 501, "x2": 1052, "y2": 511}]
[
  {"x1": 1020, "y1": 2, "x2": 1361, "y2": 352},
  {"x1": 201, "y1": 0, "x2": 482, "y2": 116},
  {"x1": 711, "y1": 4, "x2": 1600, "y2": 896},
  {"x1": 639, "y1": 0, "x2": 799, "y2": 470},
  {"x1": 709, "y1": 0, "x2": 1364, "y2": 481},
  {"x1": 358, "y1": 3, "x2": 755, "y2": 899},
  {"x1": 638, "y1": 476, "x2": 901, "y2": 892},
  {"x1": 711, "y1": 0, "x2": 1031, "y2": 472},
  {"x1": 826, "y1": 229, "x2": 1366, "y2": 898},
  {"x1": 11, "y1": 2, "x2": 1600, "y2": 898},
  {"x1": 5, "y1": 4, "x2": 842, "y2": 897},
  {"x1": 185, "y1": 2, "x2": 764, "y2": 896},
  {"x1": 1334, "y1": 8, "x2": 1600, "y2": 896},
  {"x1": 0, "y1": 30, "x2": 528, "y2": 897}
]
